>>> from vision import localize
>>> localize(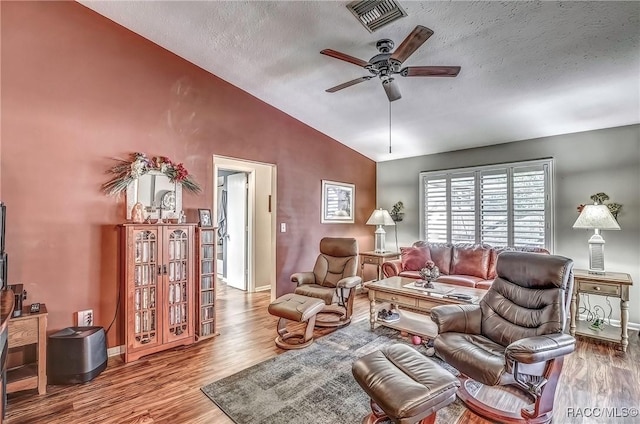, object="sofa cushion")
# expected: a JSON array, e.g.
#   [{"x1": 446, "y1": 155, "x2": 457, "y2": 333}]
[
  {"x1": 421, "y1": 243, "x2": 452, "y2": 275},
  {"x1": 451, "y1": 244, "x2": 491, "y2": 279},
  {"x1": 400, "y1": 246, "x2": 431, "y2": 271},
  {"x1": 437, "y1": 275, "x2": 482, "y2": 288}
]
